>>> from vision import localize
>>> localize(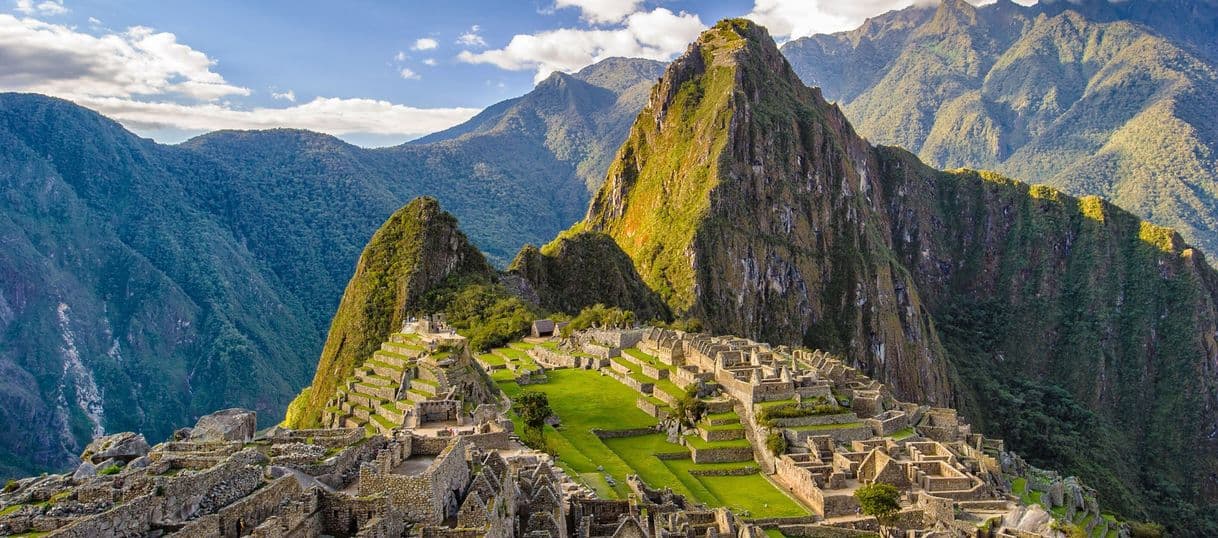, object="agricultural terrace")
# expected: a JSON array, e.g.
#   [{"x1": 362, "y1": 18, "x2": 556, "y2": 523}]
[{"x1": 496, "y1": 363, "x2": 807, "y2": 519}]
